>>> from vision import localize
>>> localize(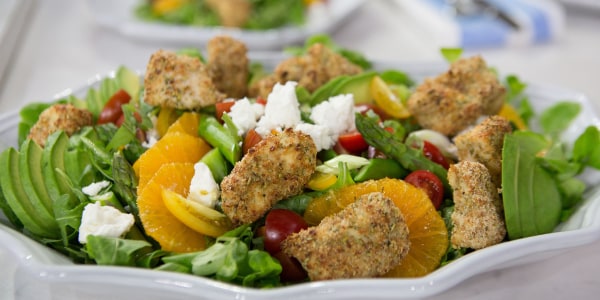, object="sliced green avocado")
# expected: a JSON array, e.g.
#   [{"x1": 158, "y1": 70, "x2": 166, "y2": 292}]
[
  {"x1": 42, "y1": 131, "x2": 75, "y2": 202},
  {"x1": 310, "y1": 75, "x2": 349, "y2": 106},
  {"x1": 19, "y1": 139, "x2": 59, "y2": 234},
  {"x1": 116, "y1": 66, "x2": 141, "y2": 103},
  {"x1": 330, "y1": 71, "x2": 377, "y2": 104},
  {"x1": 0, "y1": 148, "x2": 56, "y2": 237}
]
